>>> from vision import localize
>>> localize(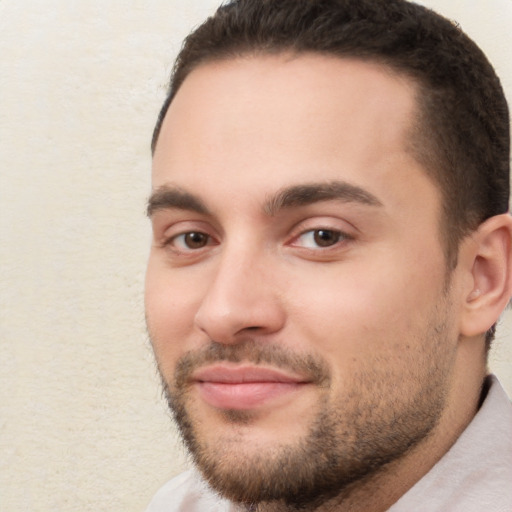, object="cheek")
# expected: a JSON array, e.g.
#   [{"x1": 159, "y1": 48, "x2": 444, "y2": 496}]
[
  {"x1": 145, "y1": 260, "x2": 204, "y2": 374},
  {"x1": 287, "y1": 251, "x2": 447, "y2": 362}
]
